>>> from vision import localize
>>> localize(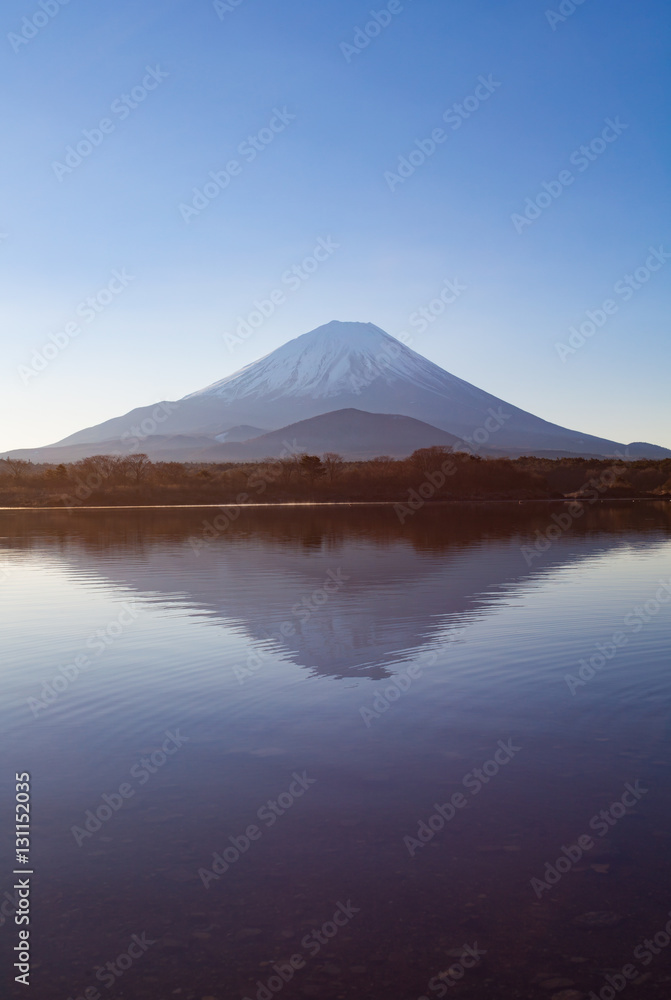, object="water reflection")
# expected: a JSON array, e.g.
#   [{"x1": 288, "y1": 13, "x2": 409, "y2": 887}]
[
  {"x1": 1, "y1": 503, "x2": 670, "y2": 999},
  {"x1": 3, "y1": 503, "x2": 669, "y2": 683}
]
